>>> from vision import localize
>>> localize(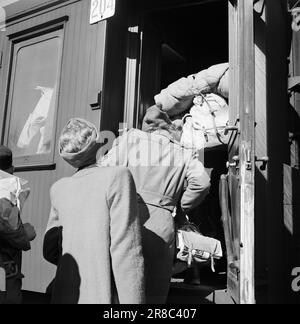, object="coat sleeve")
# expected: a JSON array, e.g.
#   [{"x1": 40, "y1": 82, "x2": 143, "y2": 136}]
[
  {"x1": 108, "y1": 167, "x2": 145, "y2": 304},
  {"x1": 0, "y1": 218, "x2": 31, "y2": 251},
  {"x1": 0, "y1": 199, "x2": 31, "y2": 251},
  {"x1": 43, "y1": 226, "x2": 63, "y2": 266},
  {"x1": 181, "y1": 156, "x2": 211, "y2": 213}
]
